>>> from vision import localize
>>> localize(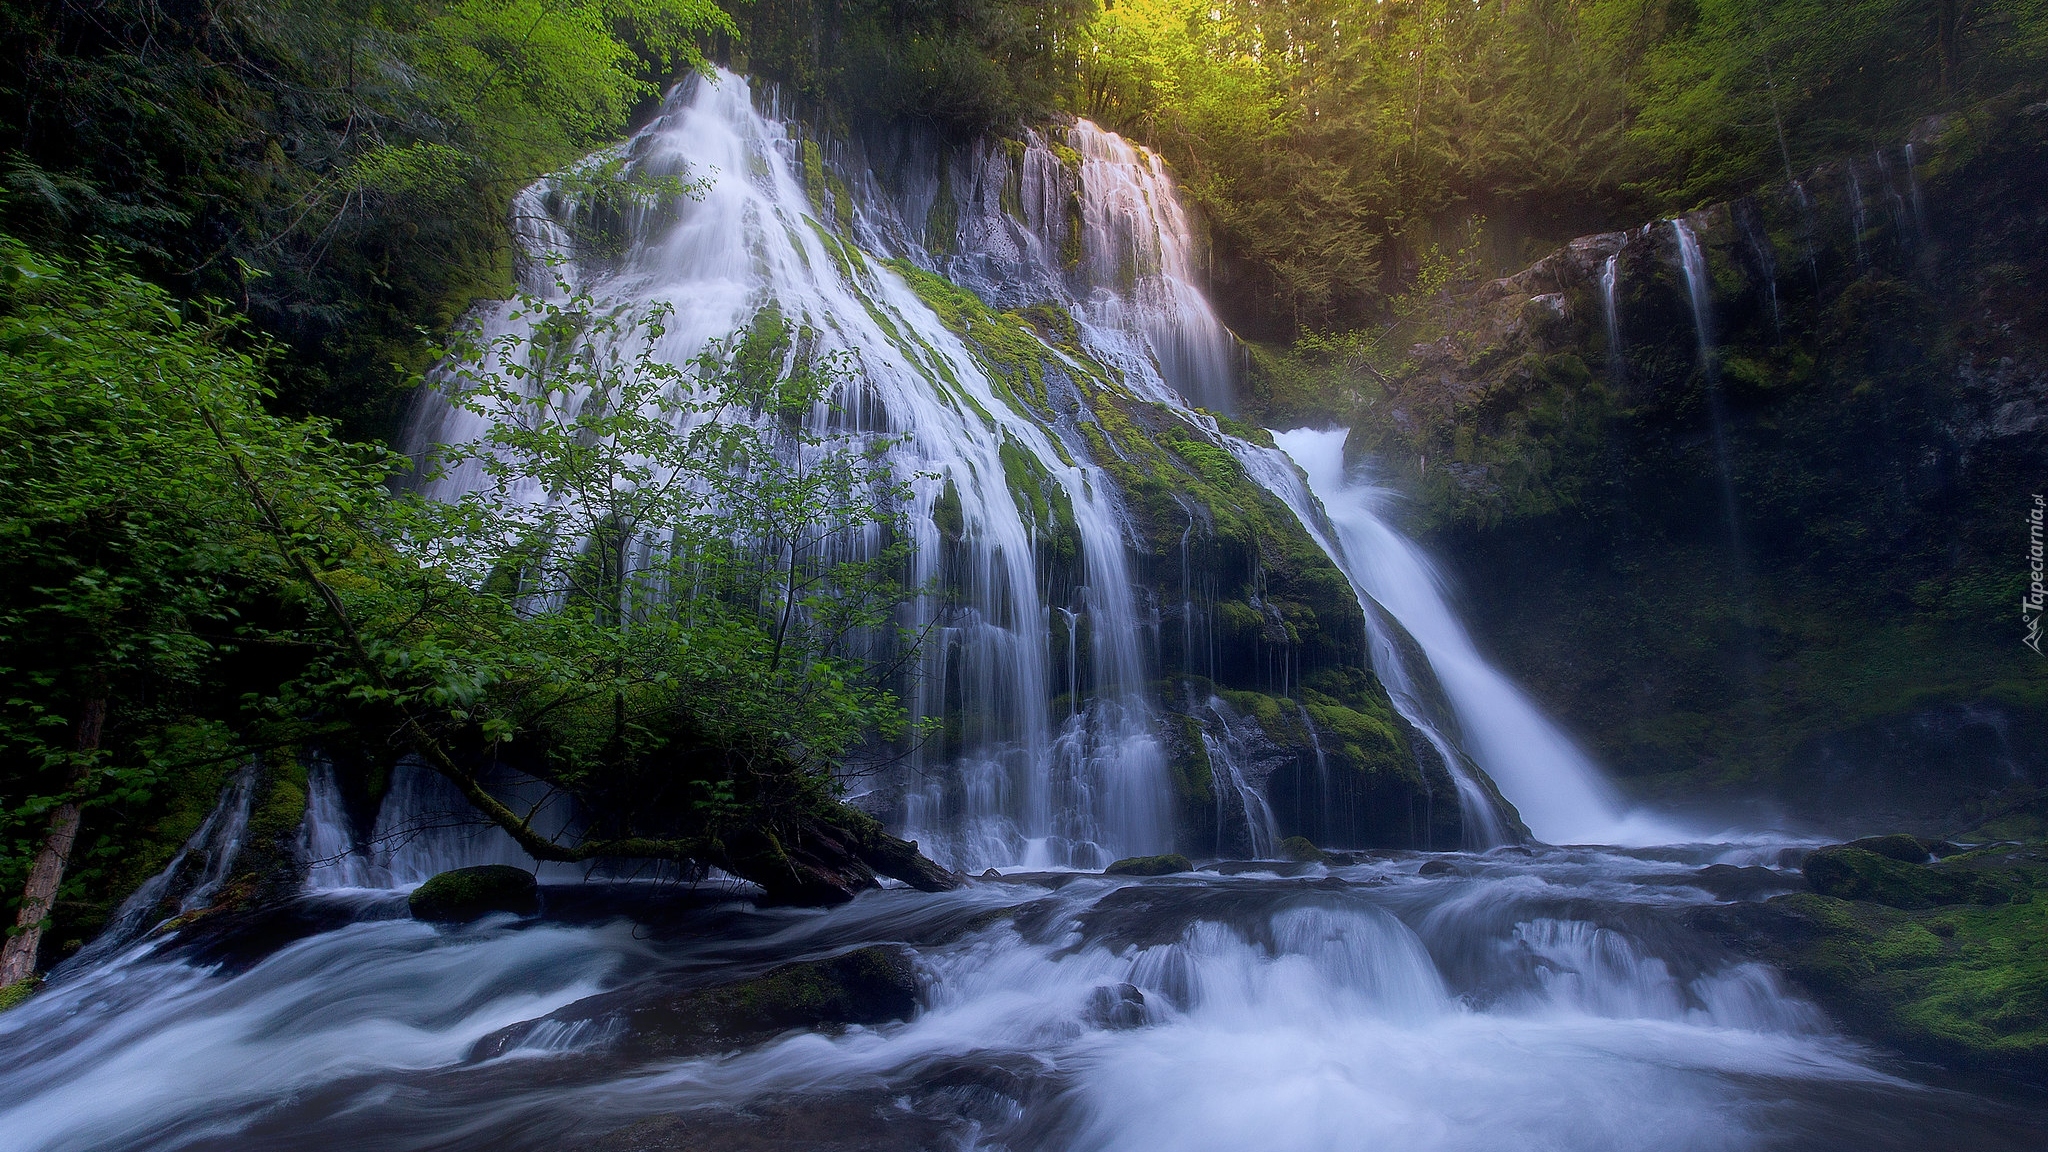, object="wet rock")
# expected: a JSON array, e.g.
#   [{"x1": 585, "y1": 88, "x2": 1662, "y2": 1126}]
[
  {"x1": 1085, "y1": 982, "x2": 1147, "y2": 1029},
  {"x1": 1417, "y1": 858, "x2": 1463, "y2": 877},
  {"x1": 408, "y1": 865, "x2": 539, "y2": 922},
  {"x1": 471, "y1": 945, "x2": 919, "y2": 1062},
  {"x1": 1104, "y1": 853, "x2": 1193, "y2": 876},
  {"x1": 1695, "y1": 864, "x2": 1796, "y2": 900}
]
